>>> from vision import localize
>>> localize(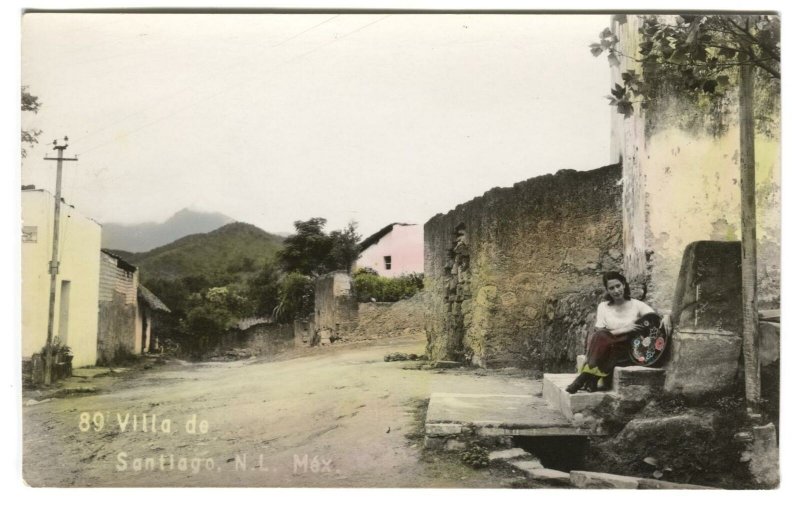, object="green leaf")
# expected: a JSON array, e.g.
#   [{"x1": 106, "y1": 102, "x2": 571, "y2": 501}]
[
  {"x1": 613, "y1": 14, "x2": 627, "y2": 25},
  {"x1": 601, "y1": 27, "x2": 613, "y2": 38},
  {"x1": 719, "y1": 47, "x2": 737, "y2": 59},
  {"x1": 611, "y1": 83, "x2": 625, "y2": 99},
  {"x1": 590, "y1": 43, "x2": 603, "y2": 57},
  {"x1": 717, "y1": 75, "x2": 730, "y2": 86},
  {"x1": 617, "y1": 101, "x2": 634, "y2": 118},
  {"x1": 702, "y1": 79, "x2": 717, "y2": 94},
  {"x1": 608, "y1": 52, "x2": 621, "y2": 67}
]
